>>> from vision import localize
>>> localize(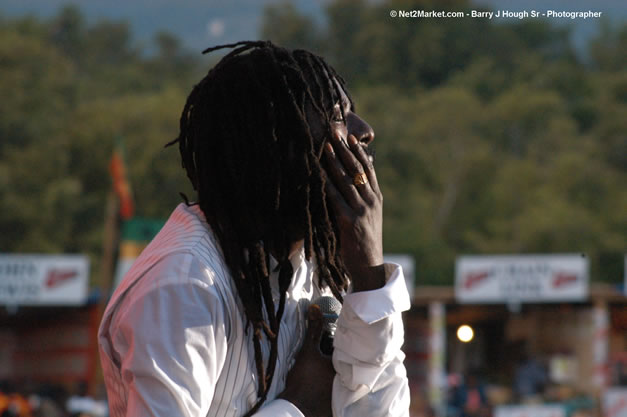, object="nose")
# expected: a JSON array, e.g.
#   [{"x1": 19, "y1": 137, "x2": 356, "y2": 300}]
[{"x1": 347, "y1": 113, "x2": 375, "y2": 145}]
